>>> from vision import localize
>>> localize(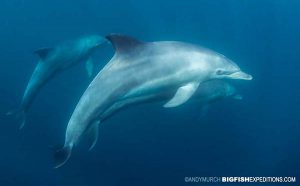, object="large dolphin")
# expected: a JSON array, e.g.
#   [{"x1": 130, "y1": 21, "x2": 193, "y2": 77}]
[
  {"x1": 8, "y1": 35, "x2": 105, "y2": 129},
  {"x1": 54, "y1": 34, "x2": 252, "y2": 168}
]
